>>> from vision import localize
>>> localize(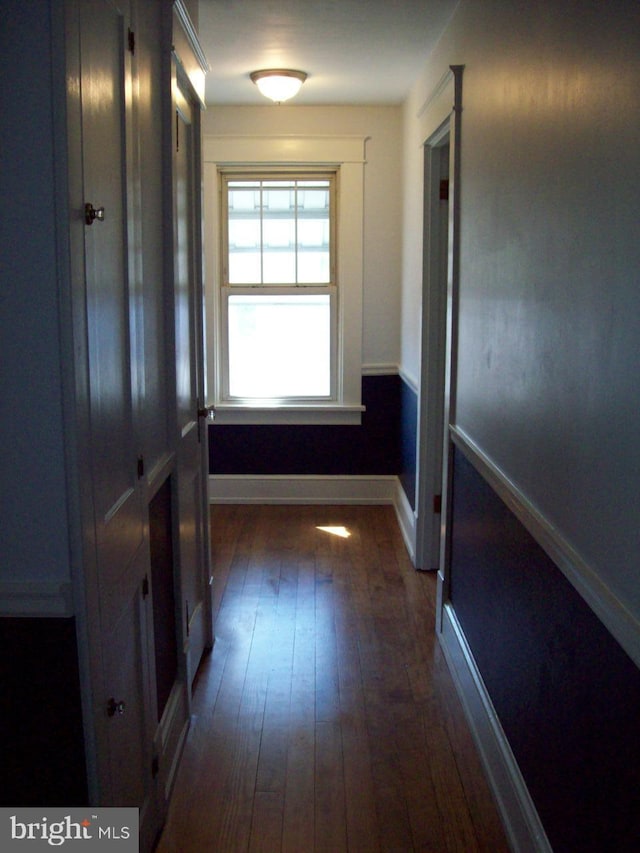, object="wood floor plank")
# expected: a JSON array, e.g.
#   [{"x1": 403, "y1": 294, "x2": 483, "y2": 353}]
[
  {"x1": 255, "y1": 565, "x2": 295, "y2": 794},
  {"x1": 424, "y1": 718, "x2": 482, "y2": 853},
  {"x1": 314, "y1": 720, "x2": 347, "y2": 852},
  {"x1": 282, "y1": 542, "x2": 316, "y2": 853},
  {"x1": 313, "y1": 528, "x2": 341, "y2": 724},
  {"x1": 249, "y1": 791, "x2": 284, "y2": 853},
  {"x1": 338, "y1": 692, "x2": 382, "y2": 853},
  {"x1": 332, "y1": 544, "x2": 381, "y2": 850}
]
